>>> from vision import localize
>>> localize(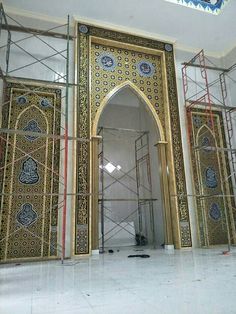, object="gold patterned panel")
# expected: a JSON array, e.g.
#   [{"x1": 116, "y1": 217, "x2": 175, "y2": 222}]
[
  {"x1": 76, "y1": 32, "x2": 90, "y2": 254},
  {"x1": 76, "y1": 24, "x2": 192, "y2": 254},
  {"x1": 190, "y1": 109, "x2": 236, "y2": 246},
  {"x1": 90, "y1": 42, "x2": 165, "y2": 124},
  {"x1": 0, "y1": 82, "x2": 61, "y2": 261}
]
